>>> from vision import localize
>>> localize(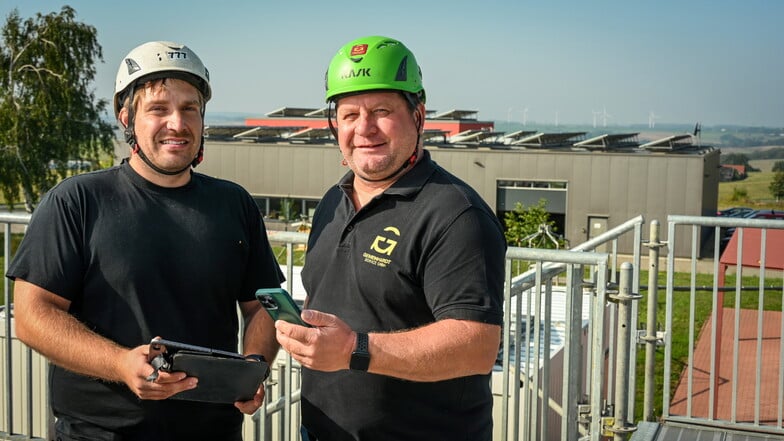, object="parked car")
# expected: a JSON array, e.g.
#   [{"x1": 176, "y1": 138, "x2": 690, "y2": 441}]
[
  {"x1": 716, "y1": 207, "x2": 755, "y2": 217},
  {"x1": 720, "y1": 209, "x2": 784, "y2": 252},
  {"x1": 749, "y1": 209, "x2": 784, "y2": 220}
]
